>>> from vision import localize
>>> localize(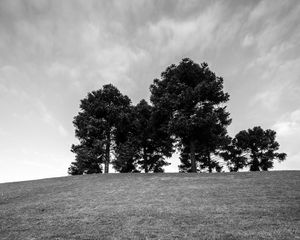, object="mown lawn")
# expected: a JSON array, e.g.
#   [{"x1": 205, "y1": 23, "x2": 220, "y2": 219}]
[{"x1": 0, "y1": 171, "x2": 299, "y2": 240}]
